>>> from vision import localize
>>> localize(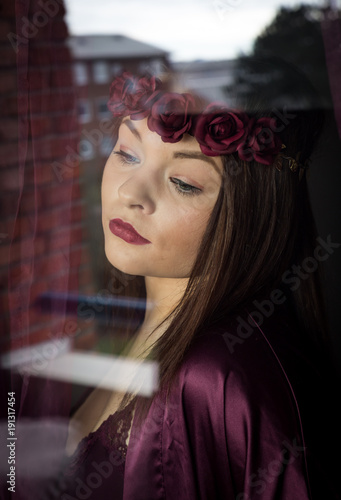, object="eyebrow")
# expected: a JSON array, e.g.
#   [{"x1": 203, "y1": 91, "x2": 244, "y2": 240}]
[
  {"x1": 122, "y1": 119, "x2": 142, "y2": 142},
  {"x1": 173, "y1": 151, "x2": 221, "y2": 174}
]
